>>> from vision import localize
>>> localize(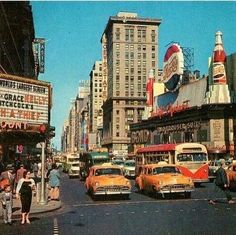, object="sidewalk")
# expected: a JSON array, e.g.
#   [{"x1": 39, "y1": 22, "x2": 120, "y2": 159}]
[{"x1": 0, "y1": 194, "x2": 61, "y2": 219}]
